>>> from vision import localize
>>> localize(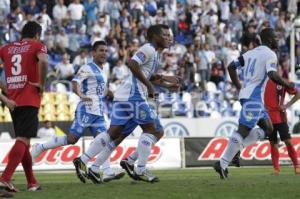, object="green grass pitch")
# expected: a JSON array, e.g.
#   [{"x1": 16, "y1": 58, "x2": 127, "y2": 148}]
[{"x1": 9, "y1": 167, "x2": 300, "y2": 199}]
